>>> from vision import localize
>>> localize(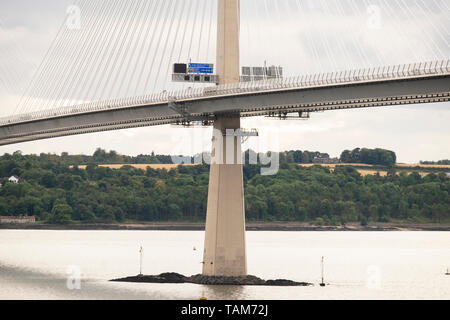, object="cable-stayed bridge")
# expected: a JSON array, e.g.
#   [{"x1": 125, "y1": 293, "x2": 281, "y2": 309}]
[
  {"x1": 0, "y1": 0, "x2": 448, "y2": 277},
  {"x1": 0, "y1": 0, "x2": 448, "y2": 145}
]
